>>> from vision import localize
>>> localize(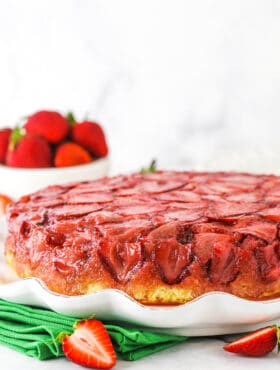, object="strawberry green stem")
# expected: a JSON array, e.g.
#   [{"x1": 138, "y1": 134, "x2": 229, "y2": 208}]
[
  {"x1": 56, "y1": 332, "x2": 71, "y2": 344},
  {"x1": 66, "y1": 112, "x2": 76, "y2": 127},
  {"x1": 9, "y1": 127, "x2": 25, "y2": 150},
  {"x1": 140, "y1": 159, "x2": 157, "y2": 174}
]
